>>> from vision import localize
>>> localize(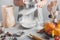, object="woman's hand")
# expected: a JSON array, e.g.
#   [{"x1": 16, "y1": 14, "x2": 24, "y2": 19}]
[{"x1": 37, "y1": 0, "x2": 47, "y2": 8}]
